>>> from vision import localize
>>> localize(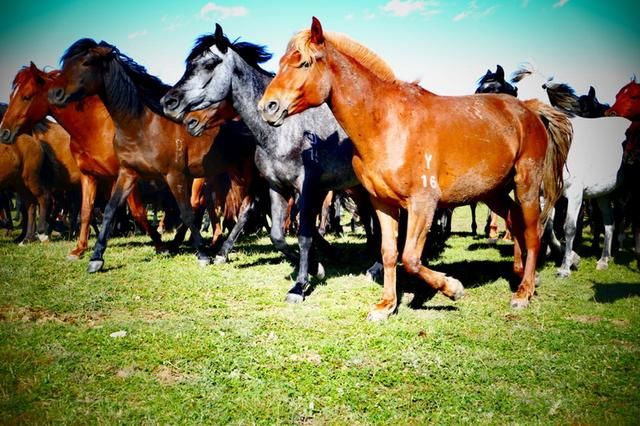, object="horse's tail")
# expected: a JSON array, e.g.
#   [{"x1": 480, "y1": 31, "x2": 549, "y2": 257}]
[{"x1": 524, "y1": 99, "x2": 573, "y2": 223}]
